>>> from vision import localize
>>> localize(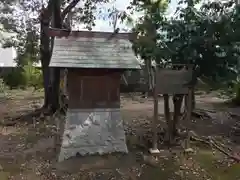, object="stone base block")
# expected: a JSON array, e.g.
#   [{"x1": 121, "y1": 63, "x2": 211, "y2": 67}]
[{"x1": 58, "y1": 108, "x2": 128, "y2": 162}]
